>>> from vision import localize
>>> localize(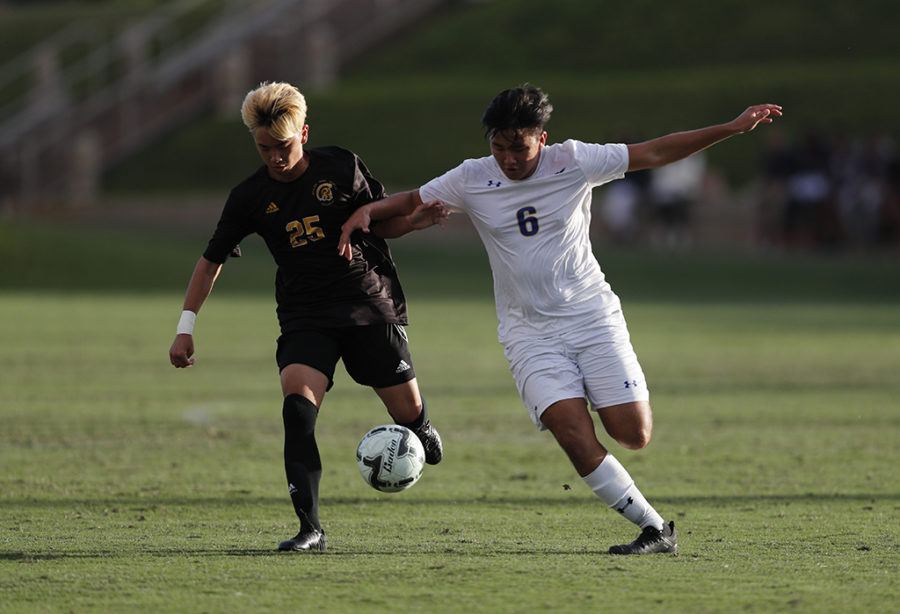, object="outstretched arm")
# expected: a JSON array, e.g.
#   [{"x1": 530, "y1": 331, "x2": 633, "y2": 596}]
[
  {"x1": 169, "y1": 256, "x2": 222, "y2": 368},
  {"x1": 338, "y1": 190, "x2": 448, "y2": 261},
  {"x1": 371, "y1": 200, "x2": 449, "y2": 239},
  {"x1": 627, "y1": 104, "x2": 782, "y2": 172}
]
